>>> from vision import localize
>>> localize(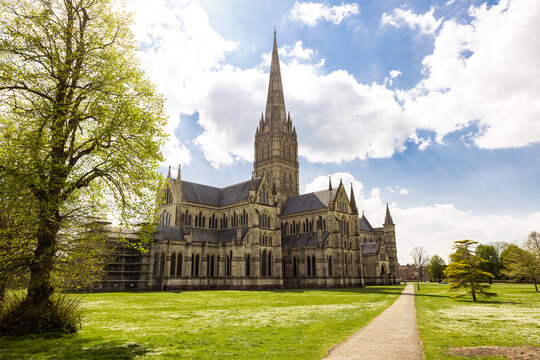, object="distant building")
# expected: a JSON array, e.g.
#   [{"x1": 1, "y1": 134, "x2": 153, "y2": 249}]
[
  {"x1": 399, "y1": 264, "x2": 417, "y2": 281},
  {"x1": 99, "y1": 32, "x2": 399, "y2": 290}
]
